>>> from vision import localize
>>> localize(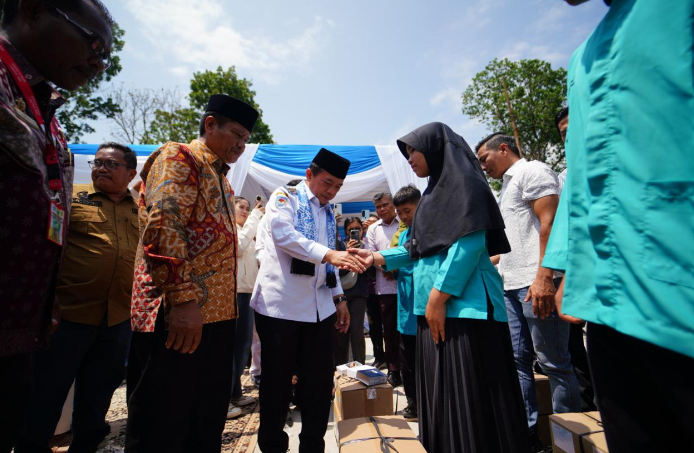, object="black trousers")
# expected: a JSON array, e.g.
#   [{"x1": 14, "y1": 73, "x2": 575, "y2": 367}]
[
  {"x1": 587, "y1": 323, "x2": 694, "y2": 453},
  {"x1": 255, "y1": 312, "x2": 335, "y2": 453},
  {"x1": 399, "y1": 333, "x2": 417, "y2": 412},
  {"x1": 332, "y1": 296, "x2": 367, "y2": 365},
  {"x1": 379, "y1": 294, "x2": 400, "y2": 371},
  {"x1": 125, "y1": 317, "x2": 235, "y2": 453},
  {"x1": 366, "y1": 294, "x2": 385, "y2": 362},
  {"x1": 568, "y1": 322, "x2": 596, "y2": 411},
  {"x1": 16, "y1": 319, "x2": 132, "y2": 453},
  {"x1": 0, "y1": 353, "x2": 33, "y2": 453}
]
